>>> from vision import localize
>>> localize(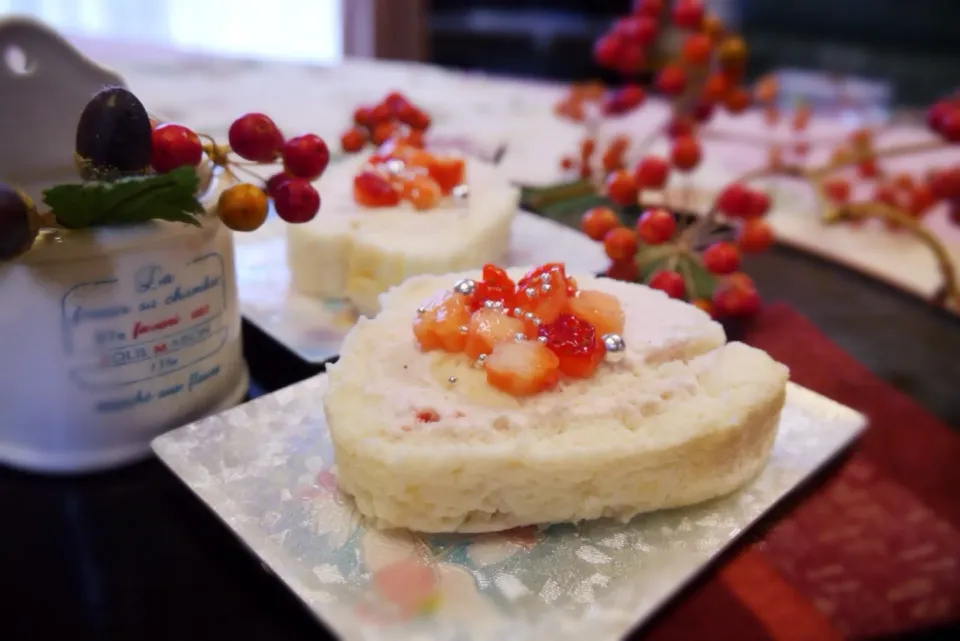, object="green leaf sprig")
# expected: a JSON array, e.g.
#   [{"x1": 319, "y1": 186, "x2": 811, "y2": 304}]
[{"x1": 42, "y1": 166, "x2": 204, "y2": 229}]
